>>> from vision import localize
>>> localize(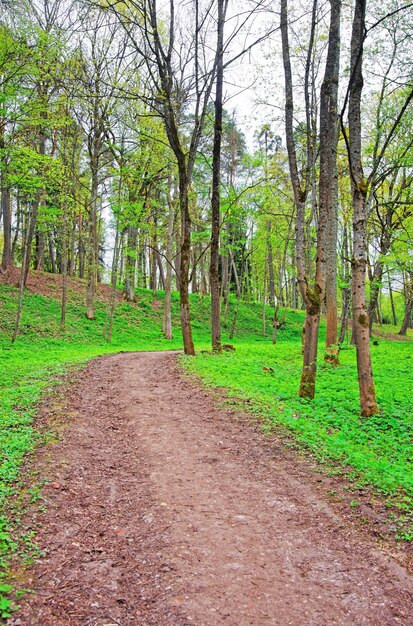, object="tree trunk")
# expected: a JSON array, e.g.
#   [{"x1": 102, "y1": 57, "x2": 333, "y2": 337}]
[
  {"x1": 399, "y1": 279, "x2": 413, "y2": 335},
  {"x1": 11, "y1": 195, "x2": 21, "y2": 264},
  {"x1": 22, "y1": 123, "x2": 46, "y2": 286},
  {"x1": 22, "y1": 195, "x2": 39, "y2": 286},
  {"x1": 34, "y1": 230, "x2": 45, "y2": 271},
  {"x1": 262, "y1": 269, "x2": 267, "y2": 336},
  {"x1": 339, "y1": 225, "x2": 351, "y2": 345},
  {"x1": 191, "y1": 249, "x2": 198, "y2": 294},
  {"x1": 157, "y1": 251, "x2": 165, "y2": 290},
  {"x1": 151, "y1": 208, "x2": 158, "y2": 296},
  {"x1": 267, "y1": 221, "x2": 276, "y2": 307},
  {"x1": 0, "y1": 112, "x2": 12, "y2": 272},
  {"x1": 164, "y1": 184, "x2": 175, "y2": 340},
  {"x1": 348, "y1": 0, "x2": 378, "y2": 416},
  {"x1": 388, "y1": 270, "x2": 397, "y2": 326},
  {"x1": 281, "y1": 0, "x2": 320, "y2": 399},
  {"x1": 229, "y1": 249, "x2": 241, "y2": 298},
  {"x1": 1, "y1": 187, "x2": 11, "y2": 272},
  {"x1": 86, "y1": 165, "x2": 98, "y2": 320},
  {"x1": 209, "y1": 0, "x2": 226, "y2": 352},
  {"x1": 174, "y1": 221, "x2": 181, "y2": 292},
  {"x1": 13, "y1": 207, "x2": 34, "y2": 342},
  {"x1": 48, "y1": 232, "x2": 57, "y2": 274},
  {"x1": 69, "y1": 218, "x2": 76, "y2": 277},
  {"x1": 78, "y1": 209, "x2": 85, "y2": 279},
  {"x1": 60, "y1": 204, "x2": 68, "y2": 331},
  {"x1": 104, "y1": 219, "x2": 121, "y2": 343},
  {"x1": 321, "y1": 0, "x2": 341, "y2": 364},
  {"x1": 200, "y1": 247, "x2": 208, "y2": 296},
  {"x1": 368, "y1": 230, "x2": 391, "y2": 332},
  {"x1": 124, "y1": 226, "x2": 138, "y2": 302},
  {"x1": 178, "y1": 168, "x2": 195, "y2": 356},
  {"x1": 399, "y1": 300, "x2": 413, "y2": 335},
  {"x1": 221, "y1": 253, "x2": 230, "y2": 312}
]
